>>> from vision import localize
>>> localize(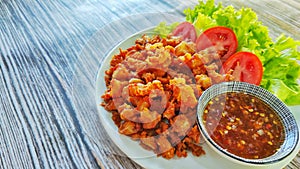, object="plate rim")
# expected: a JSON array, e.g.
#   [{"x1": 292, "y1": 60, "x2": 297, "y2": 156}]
[{"x1": 95, "y1": 25, "x2": 300, "y2": 169}]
